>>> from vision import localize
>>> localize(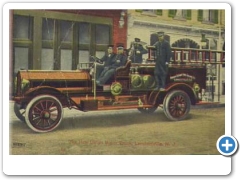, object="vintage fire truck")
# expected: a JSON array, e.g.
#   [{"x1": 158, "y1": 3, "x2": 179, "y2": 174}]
[{"x1": 13, "y1": 47, "x2": 225, "y2": 133}]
